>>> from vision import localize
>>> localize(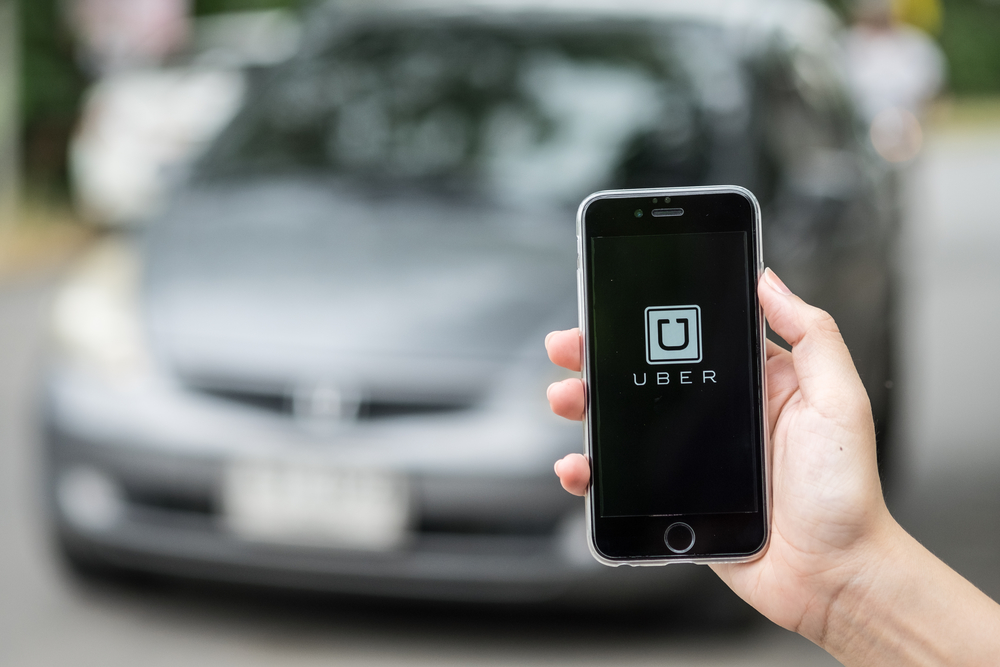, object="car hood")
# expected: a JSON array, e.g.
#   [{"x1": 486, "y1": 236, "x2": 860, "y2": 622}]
[{"x1": 144, "y1": 178, "x2": 578, "y2": 403}]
